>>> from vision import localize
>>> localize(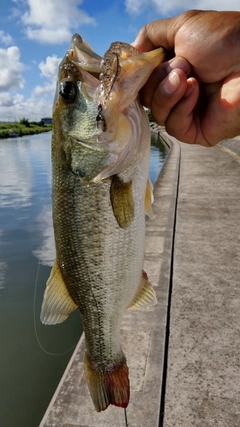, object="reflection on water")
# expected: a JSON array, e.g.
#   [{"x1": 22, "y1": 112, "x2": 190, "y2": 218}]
[
  {"x1": 0, "y1": 259, "x2": 7, "y2": 297},
  {"x1": 0, "y1": 133, "x2": 81, "y2": 427},
  {"x1": 0, "y1": 140, "x2": 33, "y2": 208},
  {"x1": 150, "y1": 131, "x2": 168, "y2": 183},
  {"x1": 33, "y1": 205, "x2": 55, "y2": 267},
  {"x1": 0, "y1": 131, "x2": 168, "y2": 427}
]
